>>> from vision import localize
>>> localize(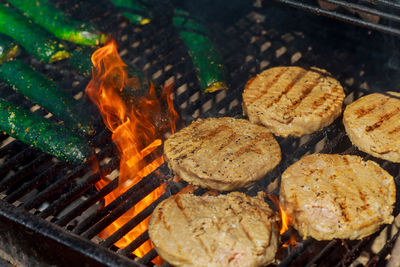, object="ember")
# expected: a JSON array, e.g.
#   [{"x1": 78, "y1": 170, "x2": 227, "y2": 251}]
[{"x1": 85, "y1": 40, "x2": 178, "y2": 262}]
